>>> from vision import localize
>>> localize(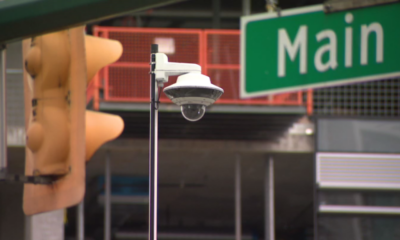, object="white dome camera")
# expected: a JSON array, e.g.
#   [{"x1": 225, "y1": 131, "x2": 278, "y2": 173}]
[
  {"x1": 163, "y1": 73, "x2": 224, "y2": 121},
  {"x1": 154, "y1": 53, "x2": 224, "y2": 122}
]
